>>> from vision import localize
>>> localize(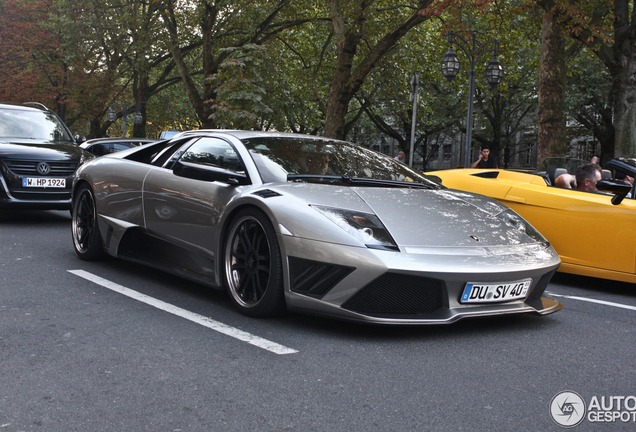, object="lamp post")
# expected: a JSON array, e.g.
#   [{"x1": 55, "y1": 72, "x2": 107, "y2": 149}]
[
  {"x1": 408, "y1": 72, "x2": 419, "y2": 168},
  {"x1": 440, "y1": 31, "x2": 503, "y2": 168},
  {"x1": 108, "y1": 102, "x2": 143, "y2": 137}
]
